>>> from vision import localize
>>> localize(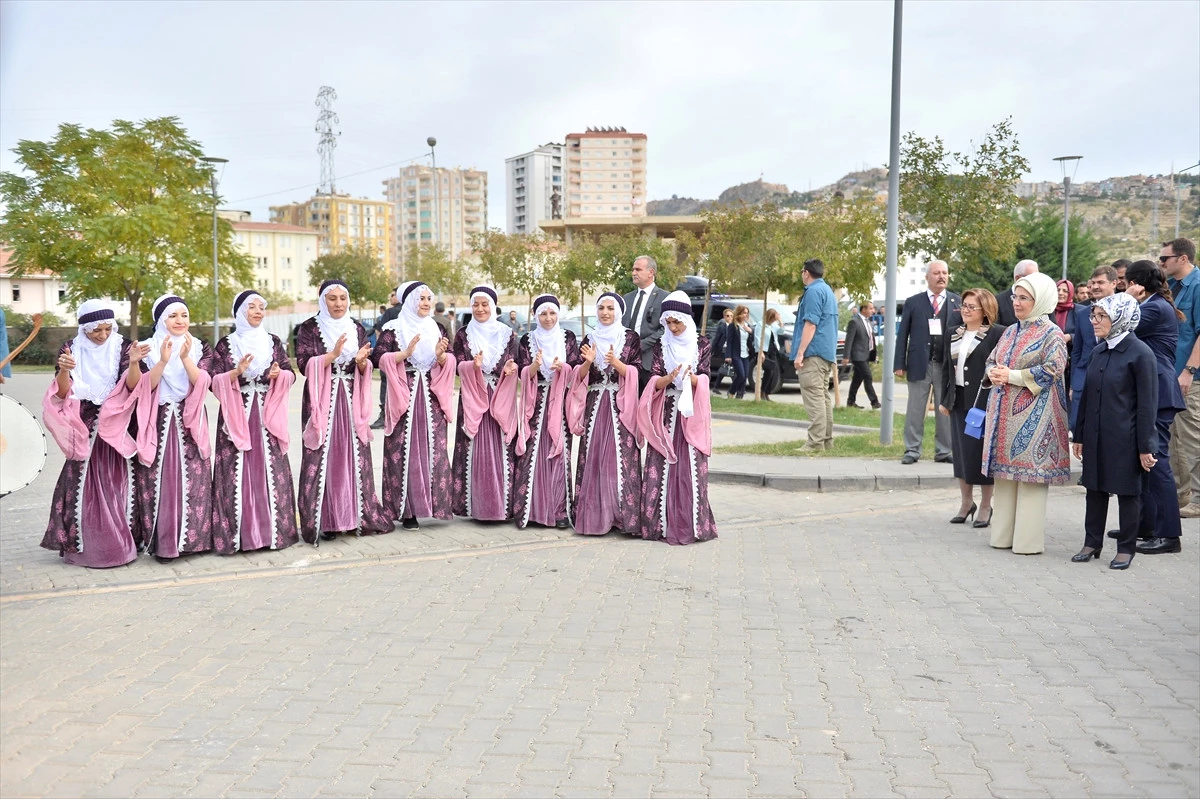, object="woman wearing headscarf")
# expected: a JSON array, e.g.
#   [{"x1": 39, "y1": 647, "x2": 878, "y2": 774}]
[
  {"x1": 513, "y1": 294, "x2": 579, "y2": 529},
  {"x1": 982, "y1": 272, "x2": 1071, "y2": 555},
  {"x1": 1053, "y1": 279, "x2": 1077, "y2": 346},
  {"x1": 1071, "y1": 293, "x2": 1159, "y2": 569},
  {"x1": 40, "y1": 301, "x2": 144, "y2": 567},
  {"x1": 294, "y1": 280, "x2": 392, "y2": 544},
  {"x1": 205, "y1": 290, "x2": 298, "y2": 553},
  {"x1": 121, "y1": 294, "x2": 217, "y2": 561},
  {"x1": 451, "y1": 286, "x2": 519, "y2": 521},
  {"x1": 1120, "y1": 261, "x2": 1186, "y2": 554},
  {"x1": 565, "y1": 292, "x2": 642, "y2": 535},
  {"x1": 370, "y1": 281, "x2": 454, "y2": 530},
  {"x1": 938, "y1": 288, "x2": 1006, "y2": 528},
  {"x1": 636, "y1": 290, "x2": 718, "y2": 545}
]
